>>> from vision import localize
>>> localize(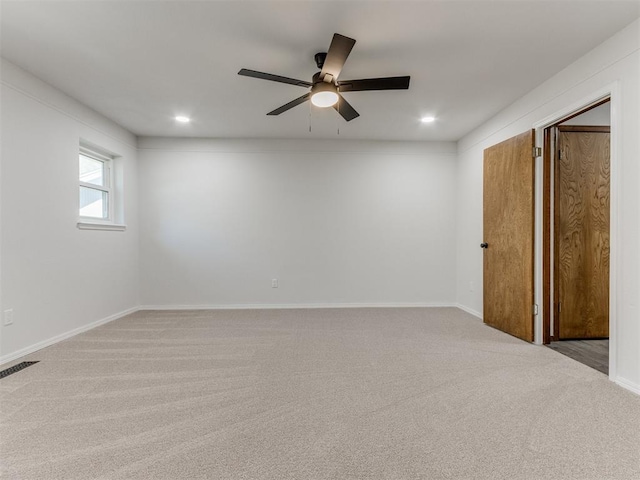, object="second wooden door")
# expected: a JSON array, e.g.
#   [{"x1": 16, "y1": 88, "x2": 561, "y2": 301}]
[{"x1": 555, "y1": 126, "x2": 610, "y2": 339}]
